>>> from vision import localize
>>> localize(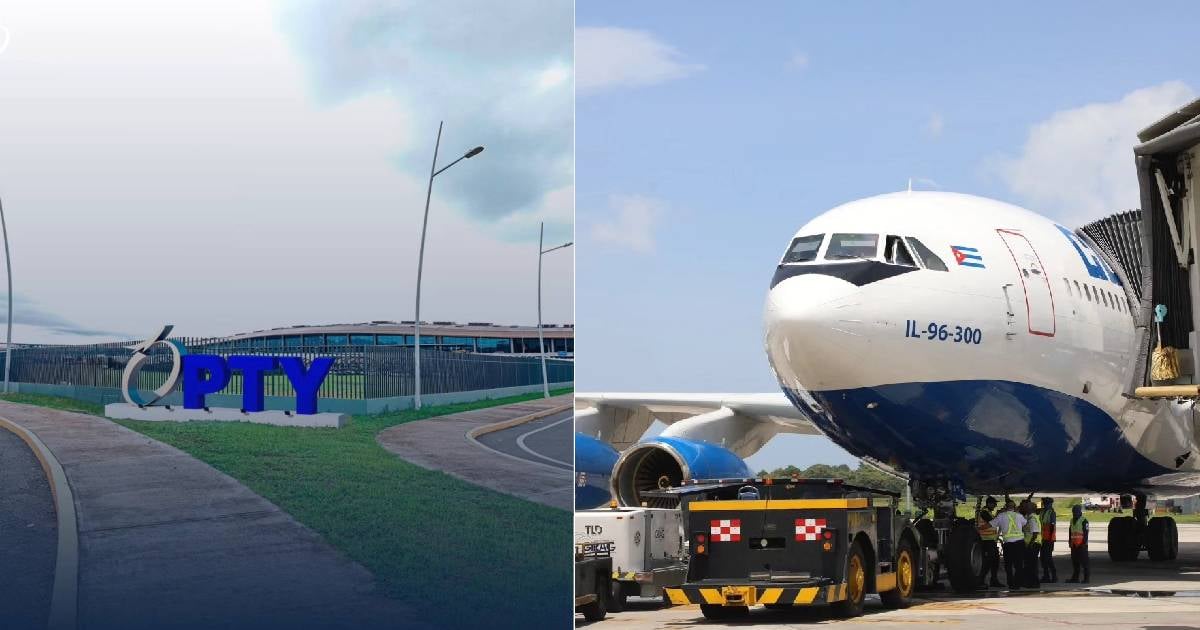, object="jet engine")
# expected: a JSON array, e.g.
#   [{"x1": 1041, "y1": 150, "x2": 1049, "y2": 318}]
[
  {"x1": 574, "y1": 432, "x2": 619, "y2": 509},
  {"x1": 611, "y1": 436, "x2": 752, "y2": 508}
]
